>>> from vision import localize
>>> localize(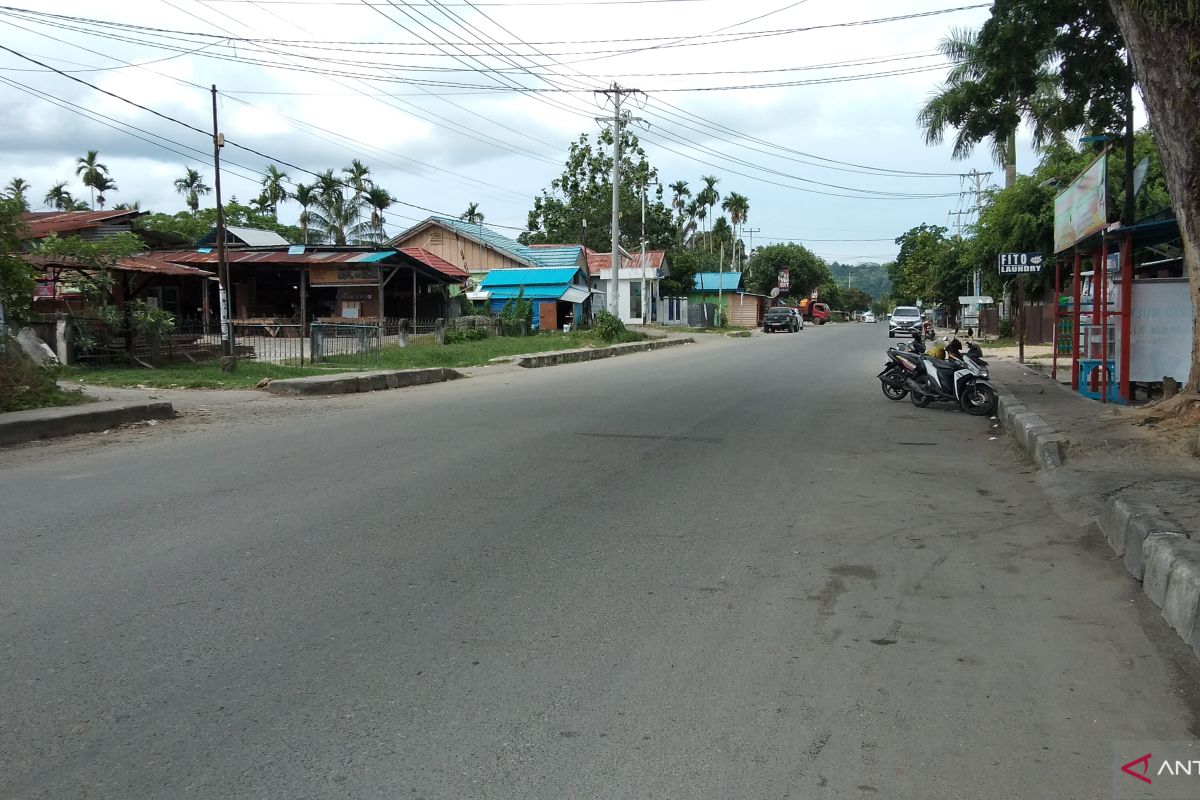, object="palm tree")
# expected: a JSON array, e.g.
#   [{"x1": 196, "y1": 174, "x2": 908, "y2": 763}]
[
  {"x1": 70, "y1": 199, "x2": 90, "y2": 211},
  {"x1": 365, "y1": 185, "x2": 394, "y2": 242},
  {"x1": 44, "y1": 181, "x2": 73, "y2": 211},
  {"x1": 316, "y1": 169, "x2": 345, "y2": 201},
  {"x1": 668, "y1": 179, "x2": 689, "y2": 216},
  {"x1": 260, "y1": 164, "x2": 290, "y2": 219},
  {"x1": 682, "y1": 199, "x2": 700, "y2": 247},
  {"x1": 174, "y1": 167, "x2": 211, "y2": 213},
  {"x1": 721, "y1": 192, "x2": 749, "y2": 266},
  {"x1": 5, "y1": 177, "x2": 30, "y2": 210},
  {"x1": 342, "y1": 159, "x2": 372, "y2": 200},
  {"x1": 293, "y1": 182, "x2": 317, "y2": 245},
  {"x1": 916, "y1": 26, "x2": 1058, "y2": 188},
  {"x1": 460, "y1": 201, "x2": 485, "y2": 224},
  {"x1": 91, "y1": 174, "x2": 117, "y2": 210},
  {"x1": 311, "y1": 175, "x2": 367, "y2": 245},
  {"x1": 75, "y1": 150, "x2": 111, "y2": 210},
  {"x1": 113, "y1": 200, "x2": 142, "y2": 211},
  {"x1": 698, "y1": 175, "x2": 720, "y2": 251},
  {"x1": 249, "y1": 193, "x2": 273, "y2": 216}
]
